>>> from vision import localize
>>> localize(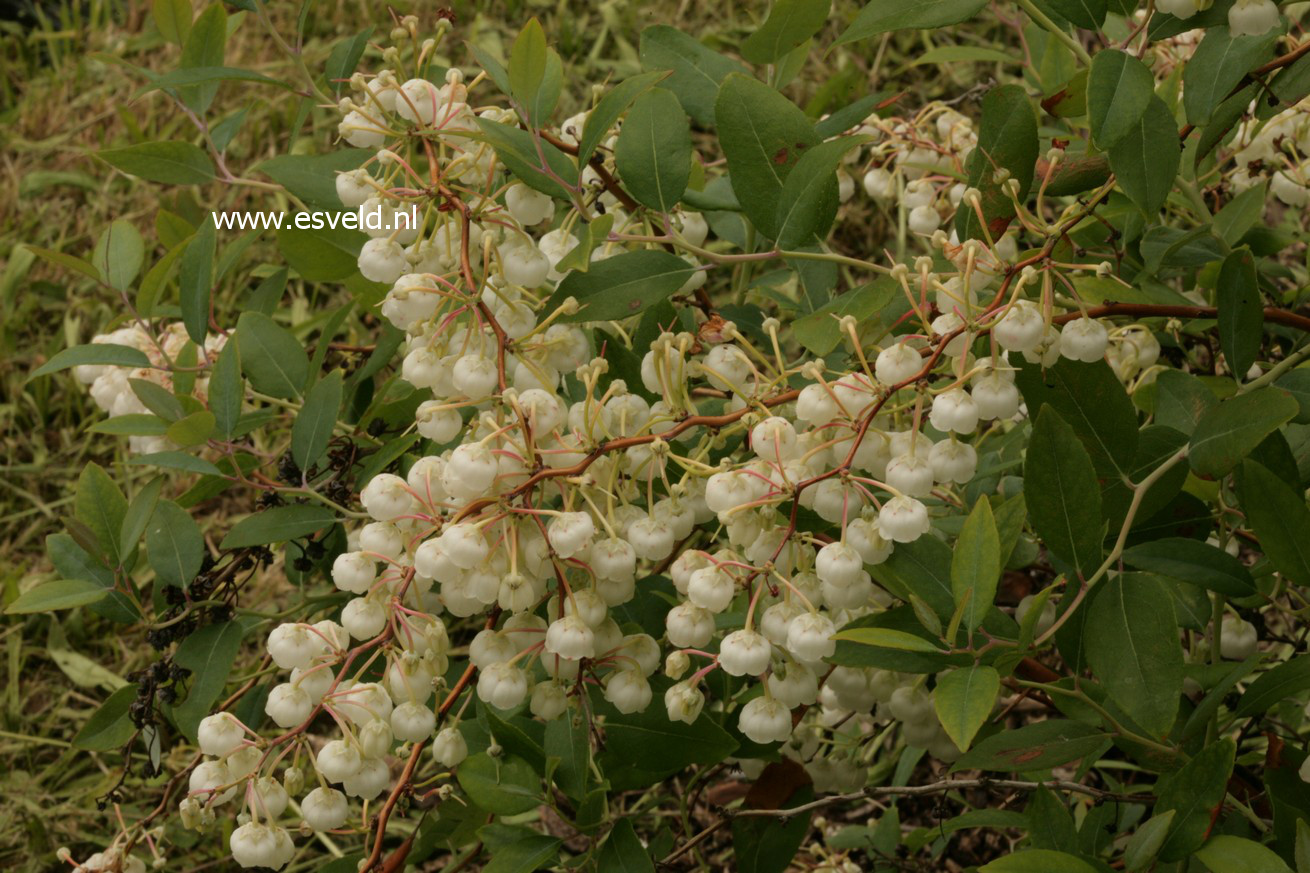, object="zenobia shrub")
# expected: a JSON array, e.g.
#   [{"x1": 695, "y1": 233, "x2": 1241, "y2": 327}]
[{"x1": 23, "y1": 1, "x2": 1310, "y2": 871}]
